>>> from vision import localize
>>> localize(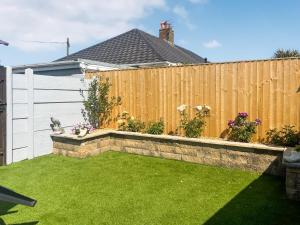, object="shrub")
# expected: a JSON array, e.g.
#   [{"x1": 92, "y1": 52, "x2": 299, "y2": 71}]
[
  {"x1": 117, "y1": 111, "x2": 145, "y2": 132},
  {"x1": 127, "y1": 118, "x2": 145, "y2": 132},
  {"x1": 177, "y1": 104, "x2": 210, "y2": 138},
  {"x1": 227, "y1": 112, "x2": 261, "y2": 143},
  {"x1": 145, "y1": 119, "x2": 164, "y2": 135},
  {"x1": 81, "y1": 77, "x2": 121, "y2": 128},
  {"x1": 266, "y1": 125, "x2": 300, "y2": 147}
]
